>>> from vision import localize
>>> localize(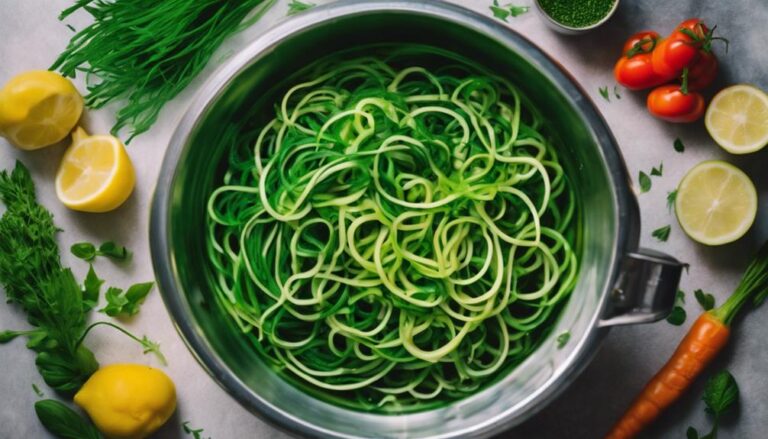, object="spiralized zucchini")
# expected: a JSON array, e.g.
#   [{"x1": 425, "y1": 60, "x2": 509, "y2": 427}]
[{"x1": 205, "y1": 45, "x2": 579, "y2": 412}]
